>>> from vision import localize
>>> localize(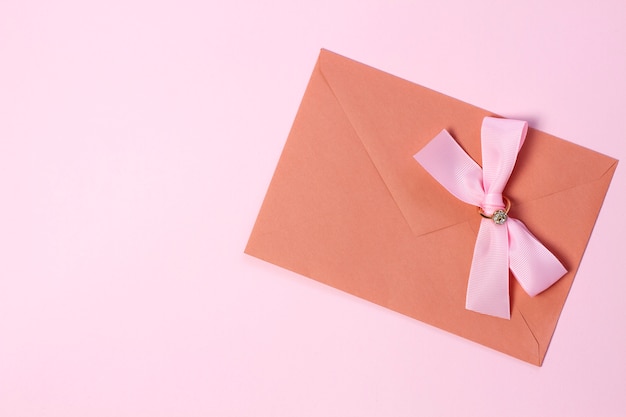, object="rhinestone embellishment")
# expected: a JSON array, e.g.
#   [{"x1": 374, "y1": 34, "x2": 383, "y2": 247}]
[
  {"x1": 492, "y1": 209, "x2": 508, "y2": 225},
  {"x1": 477, "y1": 196, "x2": 511, "y2": 225}
]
